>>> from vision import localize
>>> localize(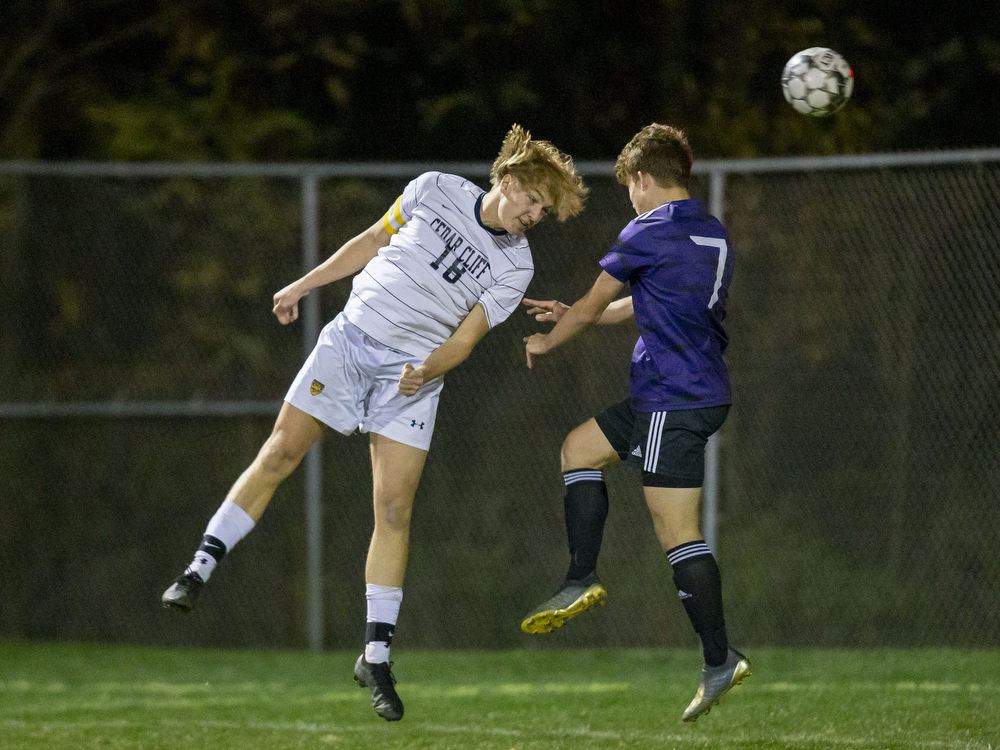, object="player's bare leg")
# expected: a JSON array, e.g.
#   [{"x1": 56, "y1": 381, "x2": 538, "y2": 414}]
[
  {"x1": 365, "y1": 432, "x2": 427, "y2": 587},
  {"x1": 354, "y1": 431, "x2": 428, "y2": 722},
  {"x1": 162, "y1": 403, "x2": 324, "y2": 611},
  {"x1": 227, "y1": 403, "x2": 326, "y2": 521},
  {"x1": 522, "y1": 419, "x2": 618, "y2": 633},
  {"x1": 643, "y1": 486, "x2": 702, "y2": 552},
  {"x1": 644, "y1": 486, "x2": 751, "y2": 721},
  {"x1": 560, "y1": 418, "x2": 621, "y2": 474}
]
